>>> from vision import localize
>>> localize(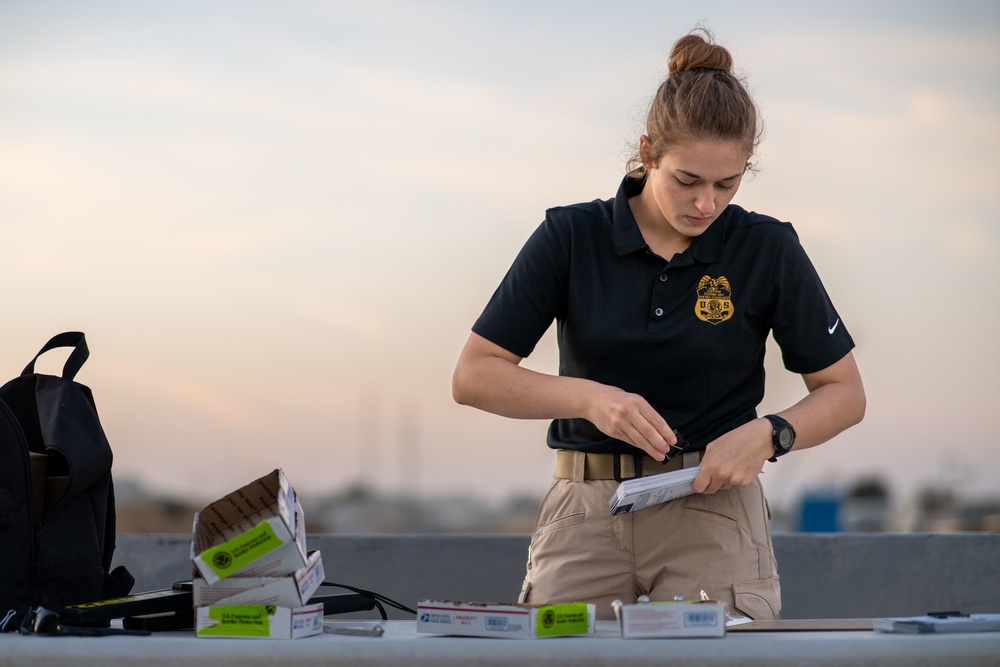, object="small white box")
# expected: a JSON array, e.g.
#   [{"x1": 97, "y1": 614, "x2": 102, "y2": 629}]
[
  {"x1": 417, "y1": 600, "x2": 595, "y2": 639},
  {"x1": 193, "y1": 549, "x2": 325, "y2": 607},
  {"x1": 191, "y1": 469, "x2": 309, "y2": 585},
  {"x1": 615, "y1": 601, "x2": 726, "y2": 638},
  {"x1": 195, "y1": 603, "x2": 324, "y2": 639}
]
